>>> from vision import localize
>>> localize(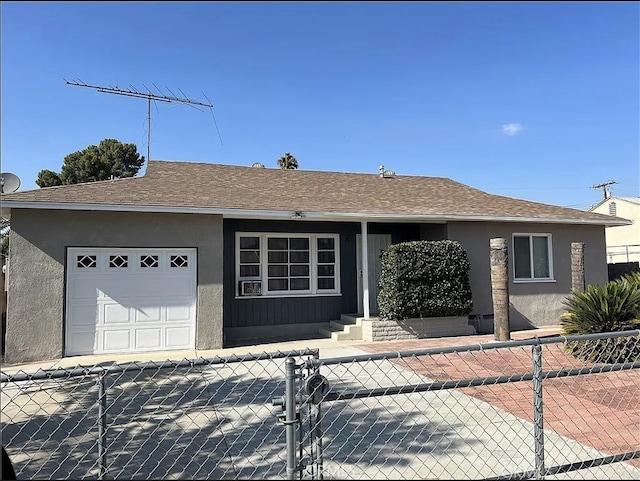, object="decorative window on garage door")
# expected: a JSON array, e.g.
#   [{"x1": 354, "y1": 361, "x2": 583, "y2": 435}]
[
  {"x1": 76, "y1": 254, "x2": 97, "y2": 268},
  {"x1": 140, "y1": 254, "x2": 159, "y2": 268},
  {"x1": 109, "y1": 254, "x2": 129, "y2": 268},
  {"x1": 170, "y1": 254, "x2": 189, "y2": 268}
]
